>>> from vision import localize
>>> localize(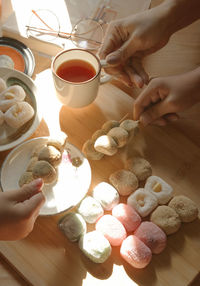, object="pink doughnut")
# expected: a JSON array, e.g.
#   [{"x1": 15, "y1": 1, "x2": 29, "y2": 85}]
[
  {"x1": 120, "y1": 235, "x2": 152, "y2": 269},
  {"x1": 112, "y1": 203, "x2": 141, "y2": 232},
  {"x1": 134, "y1": 221, "x2": 167, "y2": 254},
  {"x1": 95, "y1": 214, "x2": 127, "y2": 246}
]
